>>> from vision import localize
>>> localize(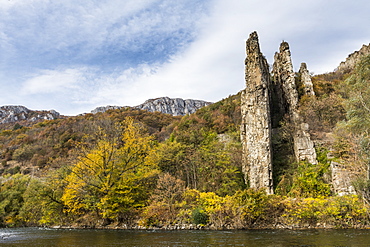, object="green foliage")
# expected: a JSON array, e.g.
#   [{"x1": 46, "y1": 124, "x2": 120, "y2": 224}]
[
  {"x1": 341, "y1": 55, "x2": 370, "y2": 134},
  {"x1": 156, "y1": 129, "x2": 244, "y2": 196},
  {"x1": 331, "y1": 54, "x2": 370, "y2": 201},
  {"x1": 0, "y1": 174, "x2": 31, "y2": 226},
  {"x1": 192, "y1": 207, "x2": 209, "y2": 225},
  {"x1": 288, "y1": 161, "x2": 331, "y2": 198}
]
